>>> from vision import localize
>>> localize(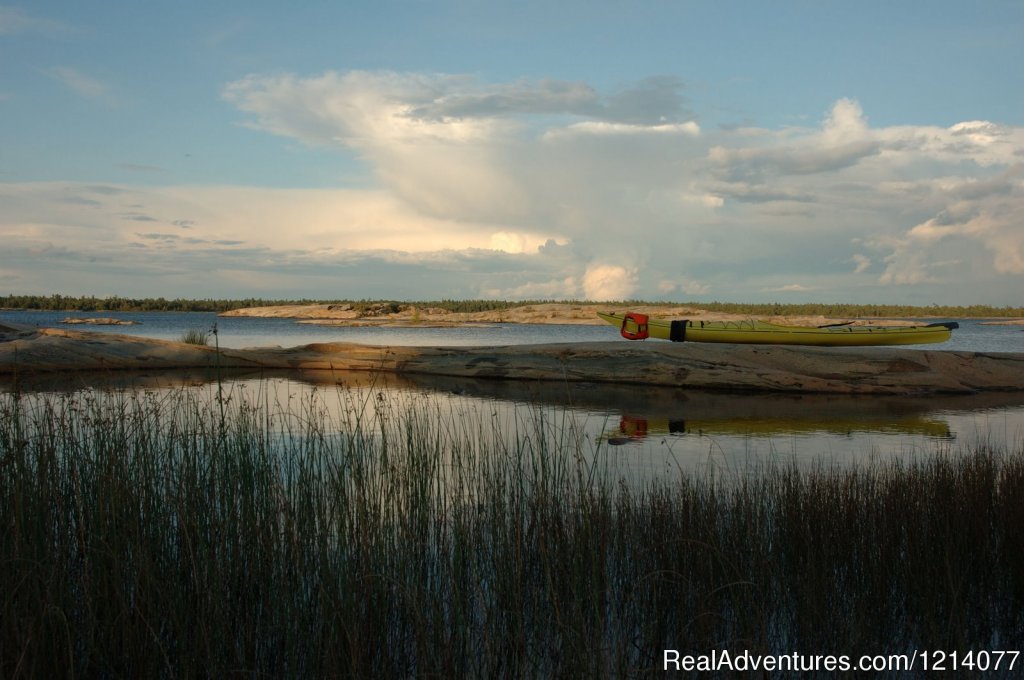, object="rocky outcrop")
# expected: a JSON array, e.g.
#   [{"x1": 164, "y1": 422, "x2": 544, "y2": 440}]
[
  {"x1": 219, "y1": 303, "x2": 921, "y2": 328},
  {"x1": 256, "y1": 341, "x2": 1024, "y2": 394},
  {"x1": 1, "y1": 324, "x2": 1023, "y2": 395},
  {"x1": 61, "y1": 317, "x2": 139, "y2": 325},
  {"x1": 0, "y1": 327, "x2": 260, "y2": 372}
]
